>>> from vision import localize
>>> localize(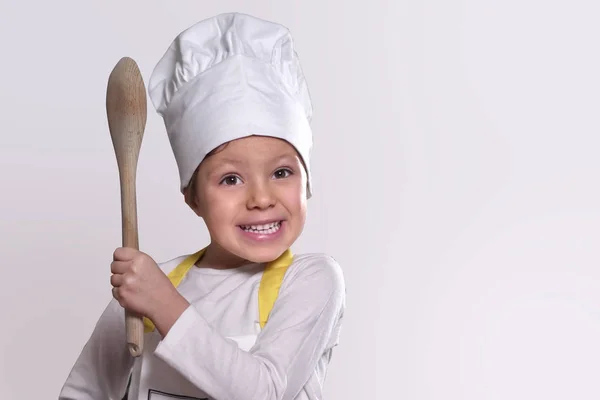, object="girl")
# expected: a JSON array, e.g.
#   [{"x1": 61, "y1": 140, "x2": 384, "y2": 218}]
[{"x1": 59, "y1": 12, "x2": 346, "y2": 400}]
